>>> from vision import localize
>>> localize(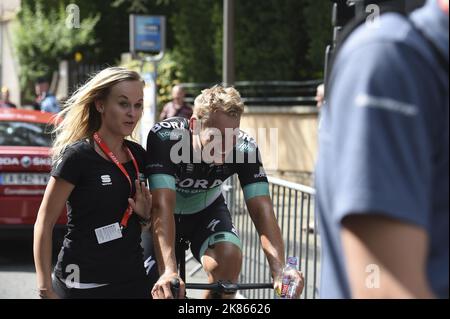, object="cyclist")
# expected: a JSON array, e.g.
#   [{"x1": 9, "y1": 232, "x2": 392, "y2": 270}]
[{"x1": 146, "y1": 85, "x2": 304, "y2": 299}]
